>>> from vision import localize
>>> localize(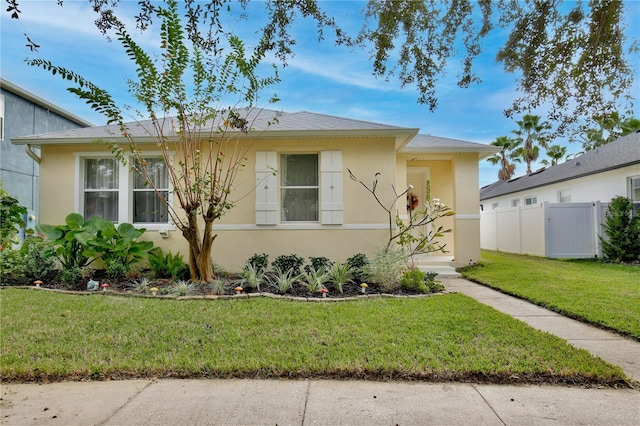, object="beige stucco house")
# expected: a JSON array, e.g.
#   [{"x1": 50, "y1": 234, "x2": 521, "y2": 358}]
[{"x1": 12, "y1": 110, "x2": 497, "y2": 271}]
